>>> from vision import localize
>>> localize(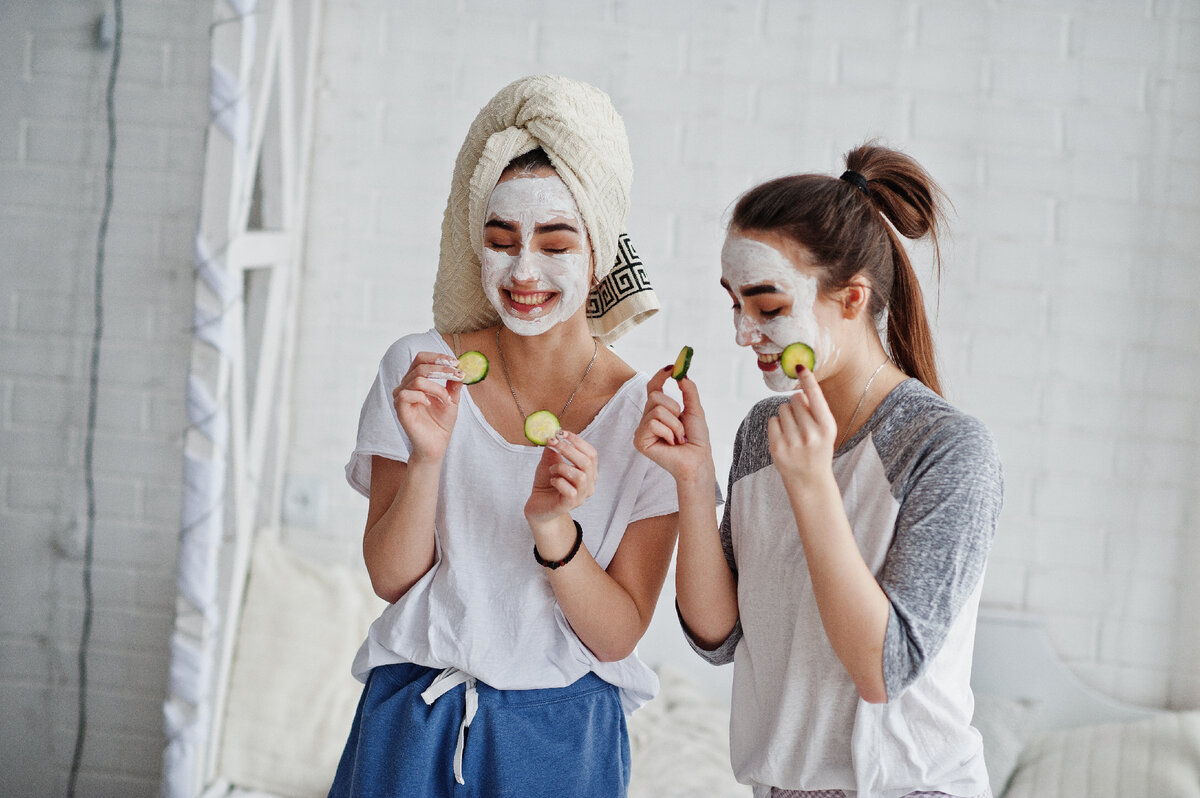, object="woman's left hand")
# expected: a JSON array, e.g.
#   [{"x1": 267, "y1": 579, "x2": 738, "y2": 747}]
[
  {"x1": 767, "y1": 366, "x2": 839, "y2": 486},
  {"x1": 524, "y1": 430, "x2": 598, "y2": 526}
]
